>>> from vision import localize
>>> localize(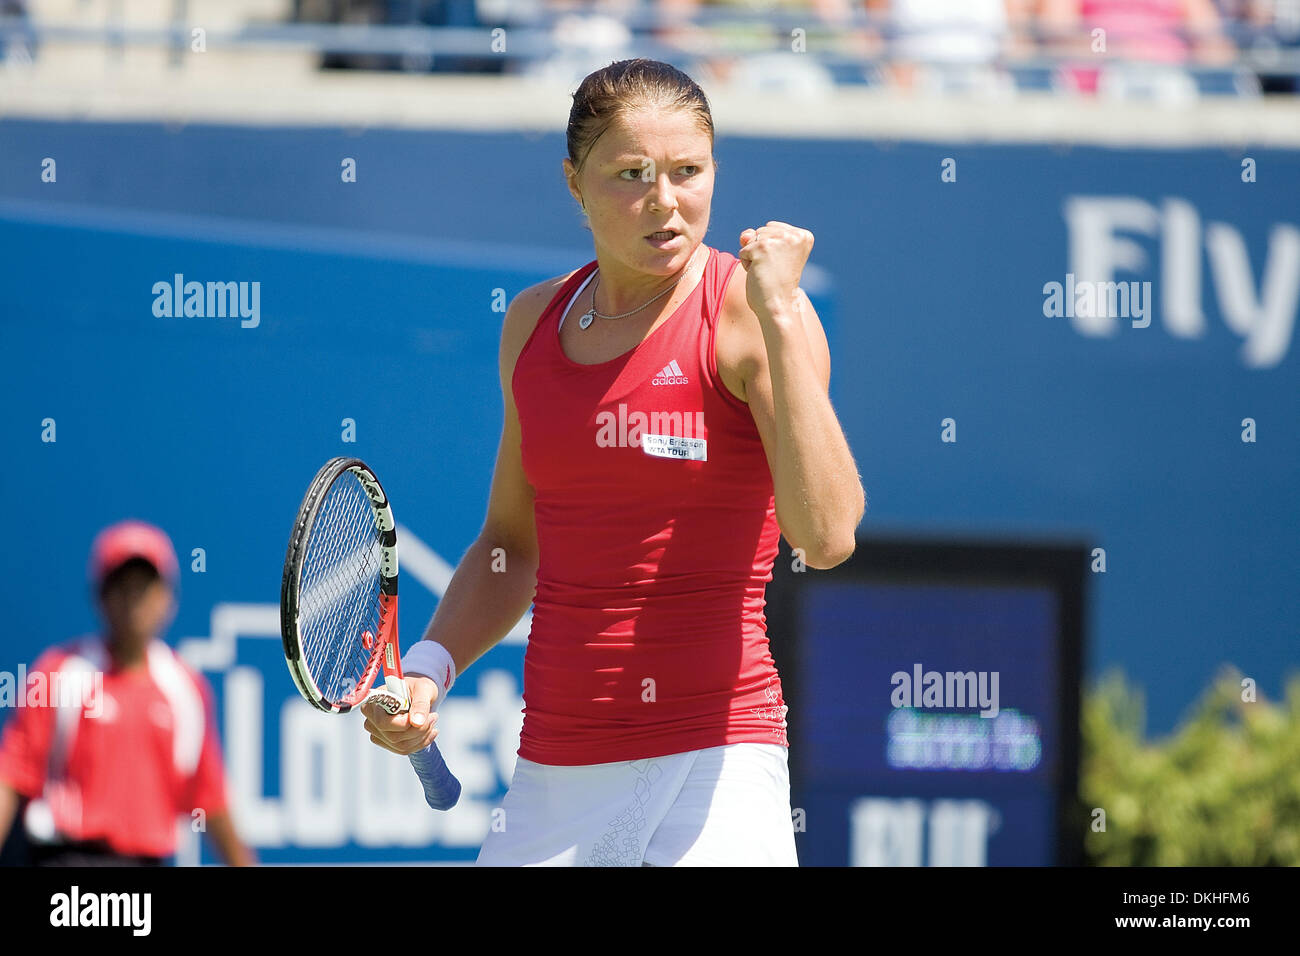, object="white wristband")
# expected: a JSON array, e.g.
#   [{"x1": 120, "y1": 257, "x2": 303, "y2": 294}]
[{"x1": 401, "y1": 640, "x2": 457, "y2": 712}]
